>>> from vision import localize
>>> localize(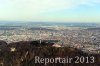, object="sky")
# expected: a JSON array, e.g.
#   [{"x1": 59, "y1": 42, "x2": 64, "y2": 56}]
[{"x1": 0, "y1": 0, "x2": 100, "y2": 23}]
